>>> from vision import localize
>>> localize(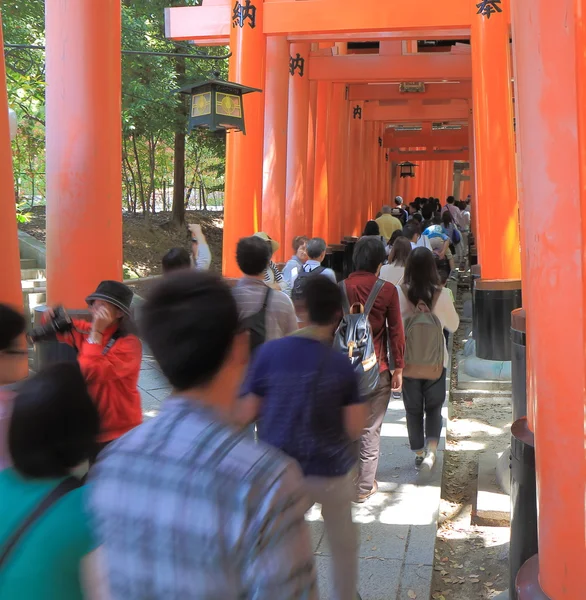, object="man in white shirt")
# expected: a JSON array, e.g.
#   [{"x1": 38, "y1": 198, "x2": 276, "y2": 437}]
[{"x1": 403, "y1": 222, "x2": 434, "y2": 253}]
